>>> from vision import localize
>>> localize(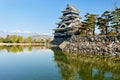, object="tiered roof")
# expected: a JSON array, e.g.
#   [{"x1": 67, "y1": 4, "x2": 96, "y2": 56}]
[{"x1": 53, "y1": 4, "x2": 82, "y2": 37}]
